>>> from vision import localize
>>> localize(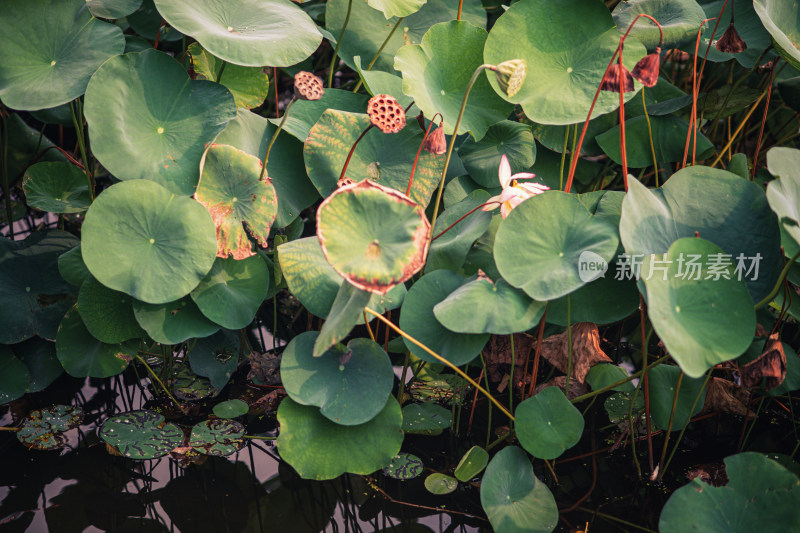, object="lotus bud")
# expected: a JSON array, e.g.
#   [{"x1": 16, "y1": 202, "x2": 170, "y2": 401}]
[
  {"x1": 600, "y1": 63, "x2": 635, "y2": 93},
  {"x1": 632, "y1": 47, "x2": 661, "y2": 88},
  {"x1": 493, "y1": 59, "x2": 527, "y2": 98},
  {"x1": 367, "y1": 94, "x2": 406, "y2": 133},
  {"x1": 715, "y1": 23, "x2": 747, "y2": 53},
  {"x1": 293, "y1": 71, "x2": 324, "y2": 101},
  {"x1": 423, "y1": 124, "x2": 446, "y2": 155}
]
